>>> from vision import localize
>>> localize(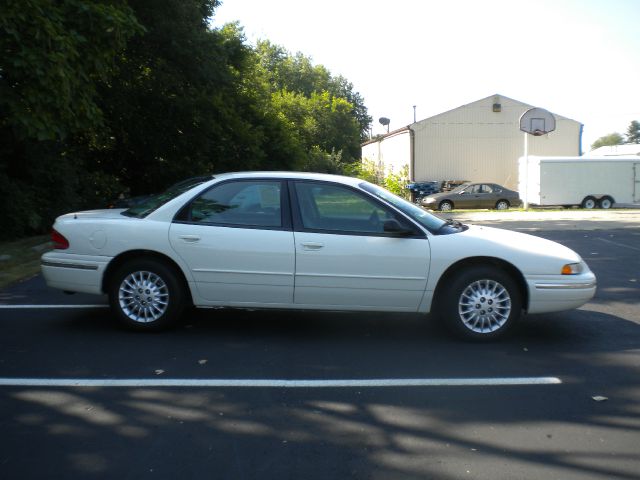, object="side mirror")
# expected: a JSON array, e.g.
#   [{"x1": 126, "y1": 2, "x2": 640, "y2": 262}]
[{"x1": 383, "y1": 219, "x2": 413, "y2": 236}]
